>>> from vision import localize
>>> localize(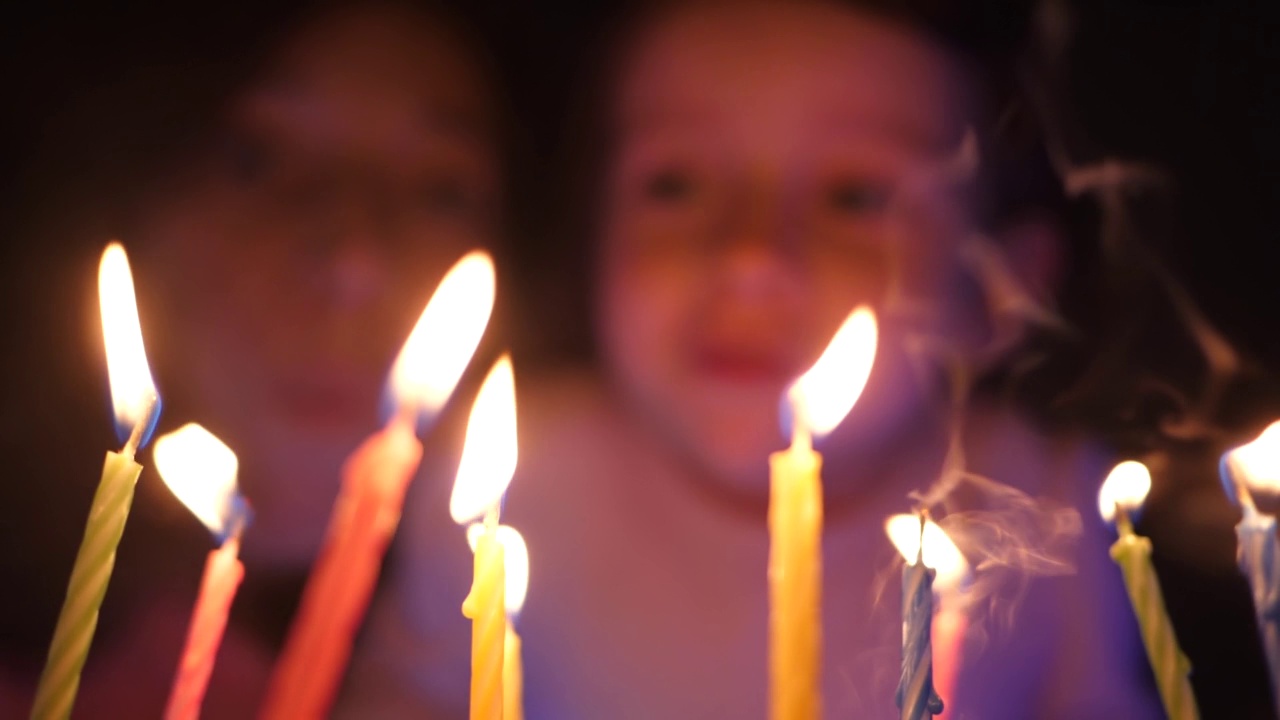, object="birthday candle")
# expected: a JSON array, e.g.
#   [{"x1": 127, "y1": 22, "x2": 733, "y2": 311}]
[
  {"x1": 885, "y1": 515, "x2": 969, "y2": 720},
  {"x1": 451, "y1": 356, "x2": 520, "y2": 720},
  {"x1": 262, "y1": 251, "x2": 495, "y2": 720},
  {"x1": 31, "y1": 243, "x2": 161, "y2": 720},
  {"x1": 769, "y1": 307, "x2": 877, "y2": 720},
  {"x1": 1098, "y1": 461, "x2": 1199, "y2": 720},
  {"x1": 1220, "y1": 421, "x2": 1280, "y2": 717},
  {"x1": 153, "y1": 424, "x2": 251, "y2": 720},
  {"x1": 468, "y1": 523, "x2": 529, "y2": 720}
]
